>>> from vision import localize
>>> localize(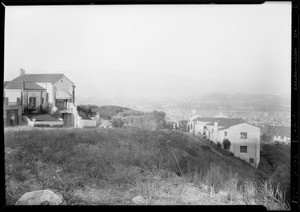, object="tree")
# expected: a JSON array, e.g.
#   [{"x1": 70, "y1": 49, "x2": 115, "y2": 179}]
[
  {"x1": 148, "y1": 111, "x2": 167, "y2": 130},
  {"x1": 111, "y1": 117, "x2": 124, "y2": 128},
  {"x1": 223, "y1": 139, "x2": 231, "y2": 150},
  {"x1": 77, "y1": 104, "x2": 97, "y2": 118},
  {"x1": 261, "y1": 133, "x2": 272, "y2": 143}
]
